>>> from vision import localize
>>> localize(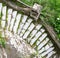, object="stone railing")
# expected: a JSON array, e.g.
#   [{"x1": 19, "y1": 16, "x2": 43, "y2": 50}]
[{"x1": 0, "y1": 3, "x2": 60, "y2": 58}]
